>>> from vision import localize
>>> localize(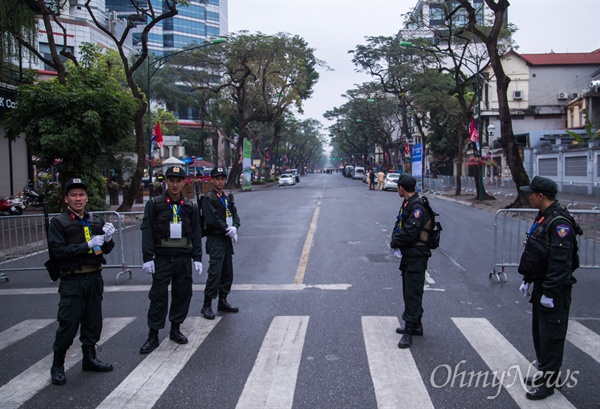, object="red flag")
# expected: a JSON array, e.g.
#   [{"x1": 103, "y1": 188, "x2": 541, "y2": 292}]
[
  {"x1": 151, "y1": 122, "x2": 163, "y2": 148},
  {"x1": 469, "y1": 118, "x2": 479, "y2": 143}
]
